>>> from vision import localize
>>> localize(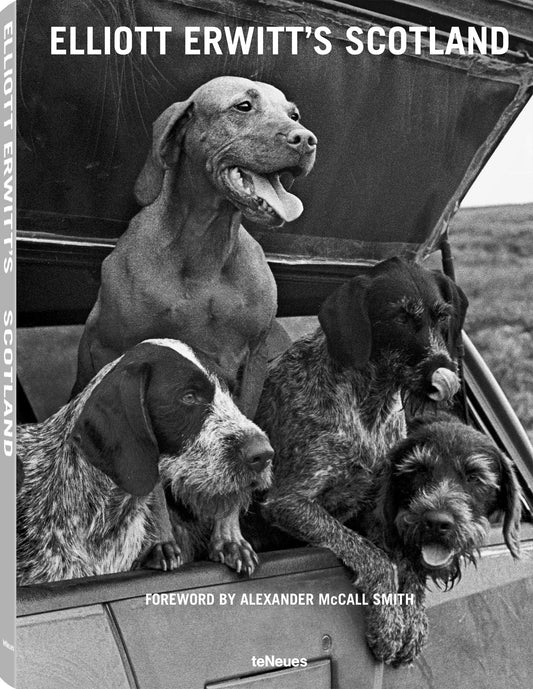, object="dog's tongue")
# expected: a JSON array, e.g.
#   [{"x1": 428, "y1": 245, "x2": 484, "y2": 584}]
[
  {"x1": 421, "y1": 544, "x2": 455, "y2": 569},
  {"x1": 249, "y1": 172, "x2": 303, "y2": 222}
]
